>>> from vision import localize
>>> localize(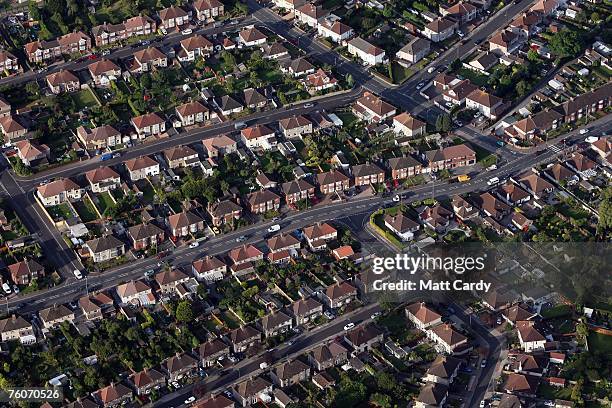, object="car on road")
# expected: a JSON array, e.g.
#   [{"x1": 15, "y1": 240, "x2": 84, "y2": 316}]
[
  {"x1": 68, "y1": 301, "x2": 78, "y2": 310},
  {"x1": 393, "y1": 194, "x2": 401, "y2": 202},
  {"x1": 73, "y1": 269, "x2": 83, "y2": 280},
  {"x1": 496, "y1": 317, "x2": 502, "y2": 325},
  {"x1": 487, "y1": 177, "x2": 500, "y2": 186},
  {"x1": 184, "y1": 396, "x2": 196, "y2": 404},
  {"x1": 101, "y1": 49, "x2": 110, "y2": 56},
  {"x1": 324, "y1": 310, "x2": 335, "y2": 320},
  {"x1": 427, "y1": 66, "x2": 436, "y2": 73},
  {"x1": 267, "y1": 224, "x2": 281, "y2": 233},
  {"x1": 182, "y1": 28, "x2": 193, "y2": 35},
  {"x1": 160, "y1": 28, "x2": 168, "y2": 35},
  {"x1": 579, "y1": 128, "x2": 589, "y2": 134},
  {"x1": 236, "y1": 235, "x2": 247, "y2": 242},
  {"x1": 416, "y1": 81, "x2": 425, "y2": 90},
  {"x1": 303, "y1": 102, "x2": 315, "y2": 108},
  {"x1": 189, "y1": 241, "x2": 199, "y2": 248},
  {"x1": 343, "y1": 322, "x2": 355, "y2": 331},
  {"x1": 144, "y1": 269, "x2": 155, "y2": 280},
  {"x1": 481, "y1": 359, "x2": 487, "y2": 368},
  {"x1": 286, "y1": 340, "x2": 294, "y2": 346},
  {"x1": 12, "y1": 285, "x2": 19, "y2": 294},
  {"x1": 234, "y1": 121, "x2": 247, "y2": 130},
  {"x1": 141, "y1": 40, "x2": 150, "y2": 46},
  {"x1": 480, "y1": 400, "x2": 486, "y2": 408},
  {"x1": 371, "y1": 312, "x2": 382, "y2": 319},
  {"x1": 223, "y1": 391, "x2": 233, "y2": 399}
]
